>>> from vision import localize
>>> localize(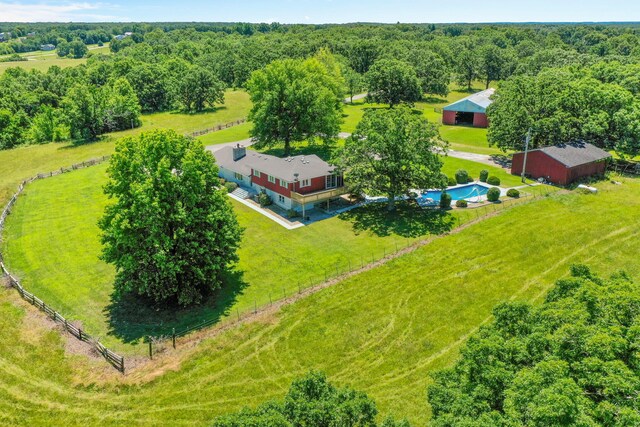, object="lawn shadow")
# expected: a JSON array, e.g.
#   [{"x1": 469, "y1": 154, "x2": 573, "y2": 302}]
[
  {"x1": 338, "y1": 201, "x2": 455, "y2": 238},
  {"x1": 422, "y1": 96, "x2": 448, "y2": 104},
  {"x1": 169, "y1": 105, "x2": 228, "y2": 115},
  {"x1": 105, "y1": 268, "x2": 248, "y2": 343},
  {"x1": 490, "y1": 154, "x2": 512, "y2": 168},
  {"x1": 259, "y1": 141, "x2": 337, "y2": 161}
]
